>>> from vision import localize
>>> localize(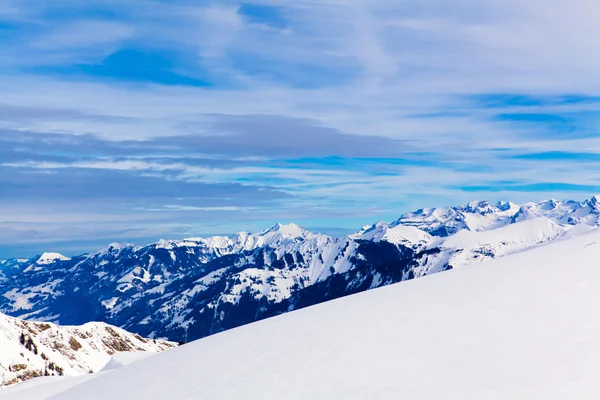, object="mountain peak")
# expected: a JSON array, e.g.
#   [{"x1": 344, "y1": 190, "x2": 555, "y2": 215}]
[
  {"x1": 36, "y1": 252, "x2": 70, "y2": 265},
  {"x1": 353, "y1": 221, "x2": 431, "y2": 247},
  {"x1": 496, "y1": 200, "x2": 518, "y2": 211},
  {"x1": 464, "y1": 200, "x2": 494, "y2": 214},
  {"x1": 265, "y1": 222, "x2": 307, "y2": 237},
  {"x1": 94, "y1": 243, "x2": 134, "y2": 257},
  {"x1": 539, "y1": 198, "x2": 560, "y2": 209},
  {"x1": 466, "y1": 200, "x2": 489, "y2": 208}
]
